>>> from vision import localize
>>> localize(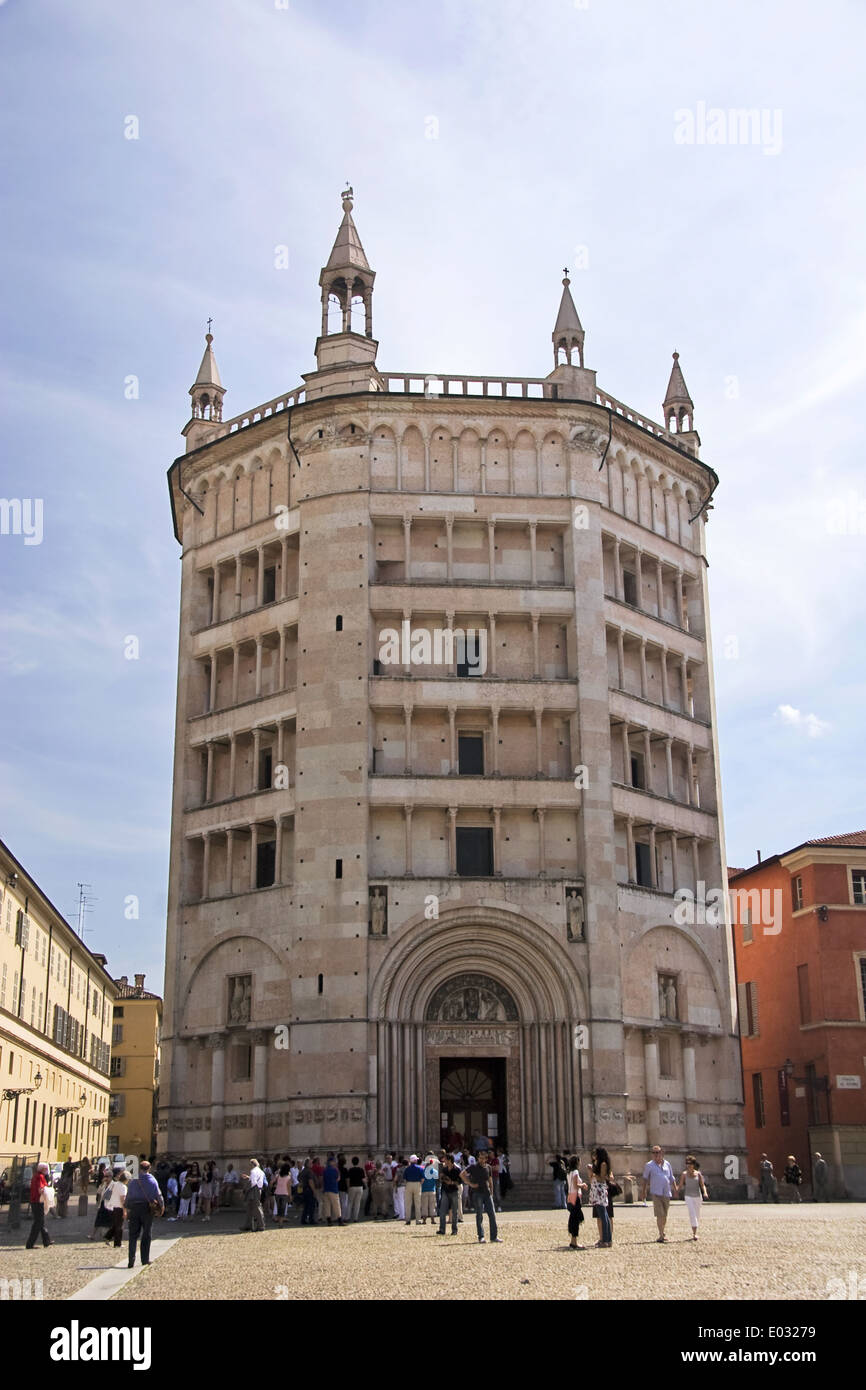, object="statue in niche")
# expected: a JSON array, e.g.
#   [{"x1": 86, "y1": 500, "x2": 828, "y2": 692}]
[
  {"x1": 229, "y1": 975, "x2": 251, "y2": 1025},
  {"x1": 566, "y1": 888, "x2": 585, "y2": 942},
  {"x1": 370, "y1": 886, "x2": 387, "y2": 936},
  {"x1": 658, "y1": 975, "x2": 678, "y2": 1020}
]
